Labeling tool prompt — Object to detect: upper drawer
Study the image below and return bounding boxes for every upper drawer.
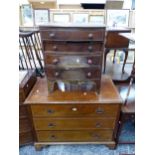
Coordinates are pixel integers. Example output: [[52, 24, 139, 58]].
[[40, 28, 105, 41], [31, 104, 119, 117], [43, 41, 103, 53], [44, 53, 102, 67]]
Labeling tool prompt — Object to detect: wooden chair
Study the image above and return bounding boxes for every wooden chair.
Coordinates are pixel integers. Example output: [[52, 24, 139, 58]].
[[103, 29, 131, 74]]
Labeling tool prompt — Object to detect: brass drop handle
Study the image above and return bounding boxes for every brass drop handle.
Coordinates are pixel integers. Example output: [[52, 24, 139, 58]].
[[96, 108, 104, 114], [48, 123, 55, 127], [88, 46, 93, 51], [87, 59, 93, 64], [95, 122, 102, 128], [52, 58, 59, 64], [72, 107, 77, 111], [91, 133, 101, 139], [47, 109, 54, 114], [49, 33, 55, 38], [88, 33, 93, 39], [87, 72, 92, 77], [53, 45, 57, 50], [54, 72, 59, 77], [50, 135, 56, 139]]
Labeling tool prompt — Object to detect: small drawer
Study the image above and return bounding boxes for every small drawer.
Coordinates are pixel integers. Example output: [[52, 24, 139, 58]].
[[33, 117, 116, 131], [44, 53, 102, 67], [40, 28, 105, 41], [43, 41, 103, 52], [19, 118, 32, 133], [19, 131, 33, 146], [36, 130, 113, 142], [31, 104, 119, 117], [45, 67, 101, 80]]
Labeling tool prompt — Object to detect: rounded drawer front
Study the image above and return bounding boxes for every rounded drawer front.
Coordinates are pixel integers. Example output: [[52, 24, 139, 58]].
[[40, 29, 105, 41], [36, 130, 113, 142], [31, 104, 119, 117], [45, 67, 101, 80], [33, 118, 116, 130], [44, 42, 103, 52], [44, 54, 102, 67]]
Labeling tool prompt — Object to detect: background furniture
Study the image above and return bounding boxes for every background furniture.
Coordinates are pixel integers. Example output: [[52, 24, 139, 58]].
[[39, 23, 105, 93], [19, 70, 37, 145], [25, 75, 122, 150], [104, 27, 131, 74]]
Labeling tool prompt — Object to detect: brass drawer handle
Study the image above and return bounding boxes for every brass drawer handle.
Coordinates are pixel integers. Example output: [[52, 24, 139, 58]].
[[72, 107, 77, 111], [88, 46, 93, 51], [87, 59, 93, 64], [53, 45, 57, 50], [50, 135, 56, 139], [96, 108, 104, 114], [47, 109, 54, 114], [91, 133, 101, 139], [52, 58, 59, 64], [48, 123, 55, 127], [95, 122, 102, 128], [88, 33, 93, 39], [49, 33, 55, 38]]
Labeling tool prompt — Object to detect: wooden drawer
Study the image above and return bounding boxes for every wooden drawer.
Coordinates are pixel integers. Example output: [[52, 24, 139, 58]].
[[40, 28, 105, 41], [45, 67, 101, 80], [33, 117, 116, 130], [19, 118, 32, 133], [44, 53, 102, 67], [19, 105, 28, 118], [43, 41, 103, 52], [36, 130, 113, 142], [19, 131, 33, 145], [31, 104, 119, 117]]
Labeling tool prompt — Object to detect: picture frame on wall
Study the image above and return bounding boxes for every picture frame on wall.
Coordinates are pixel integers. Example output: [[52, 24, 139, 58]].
[[106, 9, 129, 27], [89, 15, 104, 24], [34, 9, 49, 26], [73, 13, 89, 23], [53, 13, 70, 23]]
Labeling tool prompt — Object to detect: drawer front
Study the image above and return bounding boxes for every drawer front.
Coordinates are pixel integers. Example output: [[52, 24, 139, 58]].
[[40, 29, 105, 41], [43, 41, 103, 52], [31, 104, 119, 117], [19, 118, 32, 133], [45, 67, 101, 80], [33, 118, 116, 130], [36, 130, 113, 142], [19, 105, 28, 118], [44, 53, 102, 67], [19, 131, 33, 145]]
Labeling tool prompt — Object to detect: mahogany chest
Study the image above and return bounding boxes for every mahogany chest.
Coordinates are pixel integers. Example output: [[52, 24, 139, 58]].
[[25, 75, 122, 150], [39, 23, 105, 93], [19, 70, 37, 145]]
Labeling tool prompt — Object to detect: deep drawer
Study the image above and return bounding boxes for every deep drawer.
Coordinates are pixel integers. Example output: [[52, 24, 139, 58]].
[[40, 28, 105, 41], [31, 104, 119, 117], [45, 67, 101, 80], [33, 117, 116, 130], [44, 53, 102, 67], [43, 41, 103, 52], [36, 130, 113, 142]]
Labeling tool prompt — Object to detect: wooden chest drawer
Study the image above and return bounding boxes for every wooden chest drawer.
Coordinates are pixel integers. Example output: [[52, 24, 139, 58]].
[[44, 53, 102, 67], [40, 28, 105, 41], [19, 118, 32, 133], [19, 131, 33, 145], [43, 41, 103, 52], [33, 117, 116, 130], [31, 104, 119, 117], [45, 67, 101, 80], [36, 130, 113, 142]]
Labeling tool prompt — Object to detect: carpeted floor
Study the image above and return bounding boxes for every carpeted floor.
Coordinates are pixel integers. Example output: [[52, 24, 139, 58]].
[[20, 121, 135, 155]]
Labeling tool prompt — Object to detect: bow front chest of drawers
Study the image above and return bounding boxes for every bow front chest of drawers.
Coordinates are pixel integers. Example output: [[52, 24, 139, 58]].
[[25, 75, 122, 150], [39, 24, 105, 93]]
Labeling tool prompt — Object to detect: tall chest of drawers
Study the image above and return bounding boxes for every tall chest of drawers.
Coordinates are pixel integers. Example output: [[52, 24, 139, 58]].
[[39, 24, 105, 93], [25, 76, 122, 150]]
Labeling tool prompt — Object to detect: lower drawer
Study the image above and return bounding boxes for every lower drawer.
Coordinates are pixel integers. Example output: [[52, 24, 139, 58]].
[[36, 130, 113, 142], [19, 131, 33, 145], [33, 117, 116, 130]]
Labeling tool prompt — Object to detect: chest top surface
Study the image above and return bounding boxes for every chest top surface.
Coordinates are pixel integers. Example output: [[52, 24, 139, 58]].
[[25, 75, 122, 104]]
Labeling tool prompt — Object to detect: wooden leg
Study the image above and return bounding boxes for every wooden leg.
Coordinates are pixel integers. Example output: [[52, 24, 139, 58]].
[[105, 143, 116, 150], [34, 144, 43, 151], [103, 49, 110, 73], [122, 50, 128, 74], [113, 49, 117, 63]]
